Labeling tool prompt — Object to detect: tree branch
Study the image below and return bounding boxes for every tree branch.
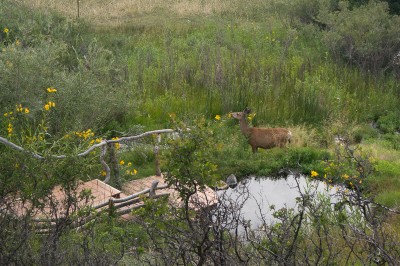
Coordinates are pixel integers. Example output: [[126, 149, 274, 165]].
[[0, 129, 174, 160]]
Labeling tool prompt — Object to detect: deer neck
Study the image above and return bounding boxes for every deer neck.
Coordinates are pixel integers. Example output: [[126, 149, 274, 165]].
[[239, 118, 251, 137]]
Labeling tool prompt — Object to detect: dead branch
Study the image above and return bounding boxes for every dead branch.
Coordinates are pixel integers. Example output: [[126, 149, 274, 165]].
[[0, 129, 174, 160]]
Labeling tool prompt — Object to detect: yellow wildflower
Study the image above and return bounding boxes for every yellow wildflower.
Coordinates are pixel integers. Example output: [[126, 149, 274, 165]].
[[133, 169, 138, 175], [46, 87, 57, 93], [310, 170, 319, 178], [4, 113, 8, 117], [247, 113, 256, 121], [15, 39, 20, 46], [215, 114, 221, 121], [24, 108, 29, 114], [7, 123, 13, 135], [342, 174, 349, 179], [127, 162, 132, 167], [44, 101, 55, 111], [112, 137, 120, 149], [101, 171, 107, 176], [169, 113, 176, 120], [16, 104, 23, 112], [119, 160, 125, 165], [3, 28, 9, 34]]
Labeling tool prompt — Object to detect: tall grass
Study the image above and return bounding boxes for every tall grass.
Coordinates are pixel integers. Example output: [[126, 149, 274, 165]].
[[125, 23, 399, 127], [13, 0, 400, 129]]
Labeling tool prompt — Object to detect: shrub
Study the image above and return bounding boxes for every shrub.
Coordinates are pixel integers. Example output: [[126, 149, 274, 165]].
[[377, 111, 400, 134], [323, 1, 400, 73]]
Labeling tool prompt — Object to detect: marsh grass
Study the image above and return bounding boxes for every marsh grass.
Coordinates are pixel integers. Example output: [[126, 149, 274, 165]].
[[14, 0, 400, 129], [126, 25, 398, 127]]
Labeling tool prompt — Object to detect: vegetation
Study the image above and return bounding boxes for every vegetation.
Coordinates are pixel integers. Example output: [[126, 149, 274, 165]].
[[1, 0, 400, 264]]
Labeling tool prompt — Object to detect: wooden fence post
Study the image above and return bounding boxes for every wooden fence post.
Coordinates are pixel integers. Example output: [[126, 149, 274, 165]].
[[154, 134, 161, 176], [149, 180, 159, 198]]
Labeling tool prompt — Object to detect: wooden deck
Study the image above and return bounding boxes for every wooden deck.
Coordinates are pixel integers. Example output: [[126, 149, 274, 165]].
[[7, 176, 218, 227], [123, 175, 218, 210]]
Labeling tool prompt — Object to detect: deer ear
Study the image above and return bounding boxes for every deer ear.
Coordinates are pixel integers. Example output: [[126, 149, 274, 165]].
[[244, 107, 251, 114]]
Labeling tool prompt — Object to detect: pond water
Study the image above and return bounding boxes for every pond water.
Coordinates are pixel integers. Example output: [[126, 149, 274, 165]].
[[217, 175, 338, 229]]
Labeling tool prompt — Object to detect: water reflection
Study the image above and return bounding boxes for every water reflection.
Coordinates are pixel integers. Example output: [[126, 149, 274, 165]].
[[217, 175, 337, 229]]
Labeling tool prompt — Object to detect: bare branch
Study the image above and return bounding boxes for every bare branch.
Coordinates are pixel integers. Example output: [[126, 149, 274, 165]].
[[100, 145, 110, 184], [0, 136, 45, 159], [0, 129, 174, 160]]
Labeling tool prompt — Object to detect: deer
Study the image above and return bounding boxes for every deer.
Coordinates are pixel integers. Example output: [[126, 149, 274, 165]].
[[231, 108, 292, 153]]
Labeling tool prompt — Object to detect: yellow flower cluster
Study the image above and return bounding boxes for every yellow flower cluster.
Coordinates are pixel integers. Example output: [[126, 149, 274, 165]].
[[310, 170, 319, 178], [7, 123, 12, 136], [119, 160, 137, 175], [247, 113, 256, 121], [15, 104, 29, 114], [89, 138, 102, 145], [112, 137, 120, 149], [125, 168, 138, 176], [44, 101, 55, 111], [46, 87, 57, 93], [75, 129, 95, 140], [3, 111, 13, 117]]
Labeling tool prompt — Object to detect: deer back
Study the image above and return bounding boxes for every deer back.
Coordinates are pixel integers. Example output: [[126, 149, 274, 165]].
[[248, 127, 291, 149]]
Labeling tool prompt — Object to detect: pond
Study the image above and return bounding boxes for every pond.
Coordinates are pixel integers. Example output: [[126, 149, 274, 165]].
[[217, 174, 338, 230]]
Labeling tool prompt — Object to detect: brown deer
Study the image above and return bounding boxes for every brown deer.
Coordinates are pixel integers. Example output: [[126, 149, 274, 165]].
[[231, 108, 292, 153]]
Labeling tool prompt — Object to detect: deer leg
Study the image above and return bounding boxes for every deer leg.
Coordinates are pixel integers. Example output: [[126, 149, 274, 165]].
[[251, 145, 258, 153]]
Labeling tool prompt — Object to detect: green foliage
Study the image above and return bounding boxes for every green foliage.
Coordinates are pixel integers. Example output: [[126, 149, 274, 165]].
[[377, 110, 400, 134], [287, 0, 339, 26], [164, 117, 220, 198], [352, 124, 379, 143], [384, 0, 400, 14], [323, 1, 400, 73], [0, 2, 130, 135]]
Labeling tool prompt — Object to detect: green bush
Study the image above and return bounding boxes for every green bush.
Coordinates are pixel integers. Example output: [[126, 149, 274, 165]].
[[323, 1, 400, 73], [377, 111, 400, 134], [0, 3, 131, 135], [352, 124, 379, 143]]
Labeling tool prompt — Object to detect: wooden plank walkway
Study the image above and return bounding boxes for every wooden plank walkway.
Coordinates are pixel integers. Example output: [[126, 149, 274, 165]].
[[122, 175, 218, 211]]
